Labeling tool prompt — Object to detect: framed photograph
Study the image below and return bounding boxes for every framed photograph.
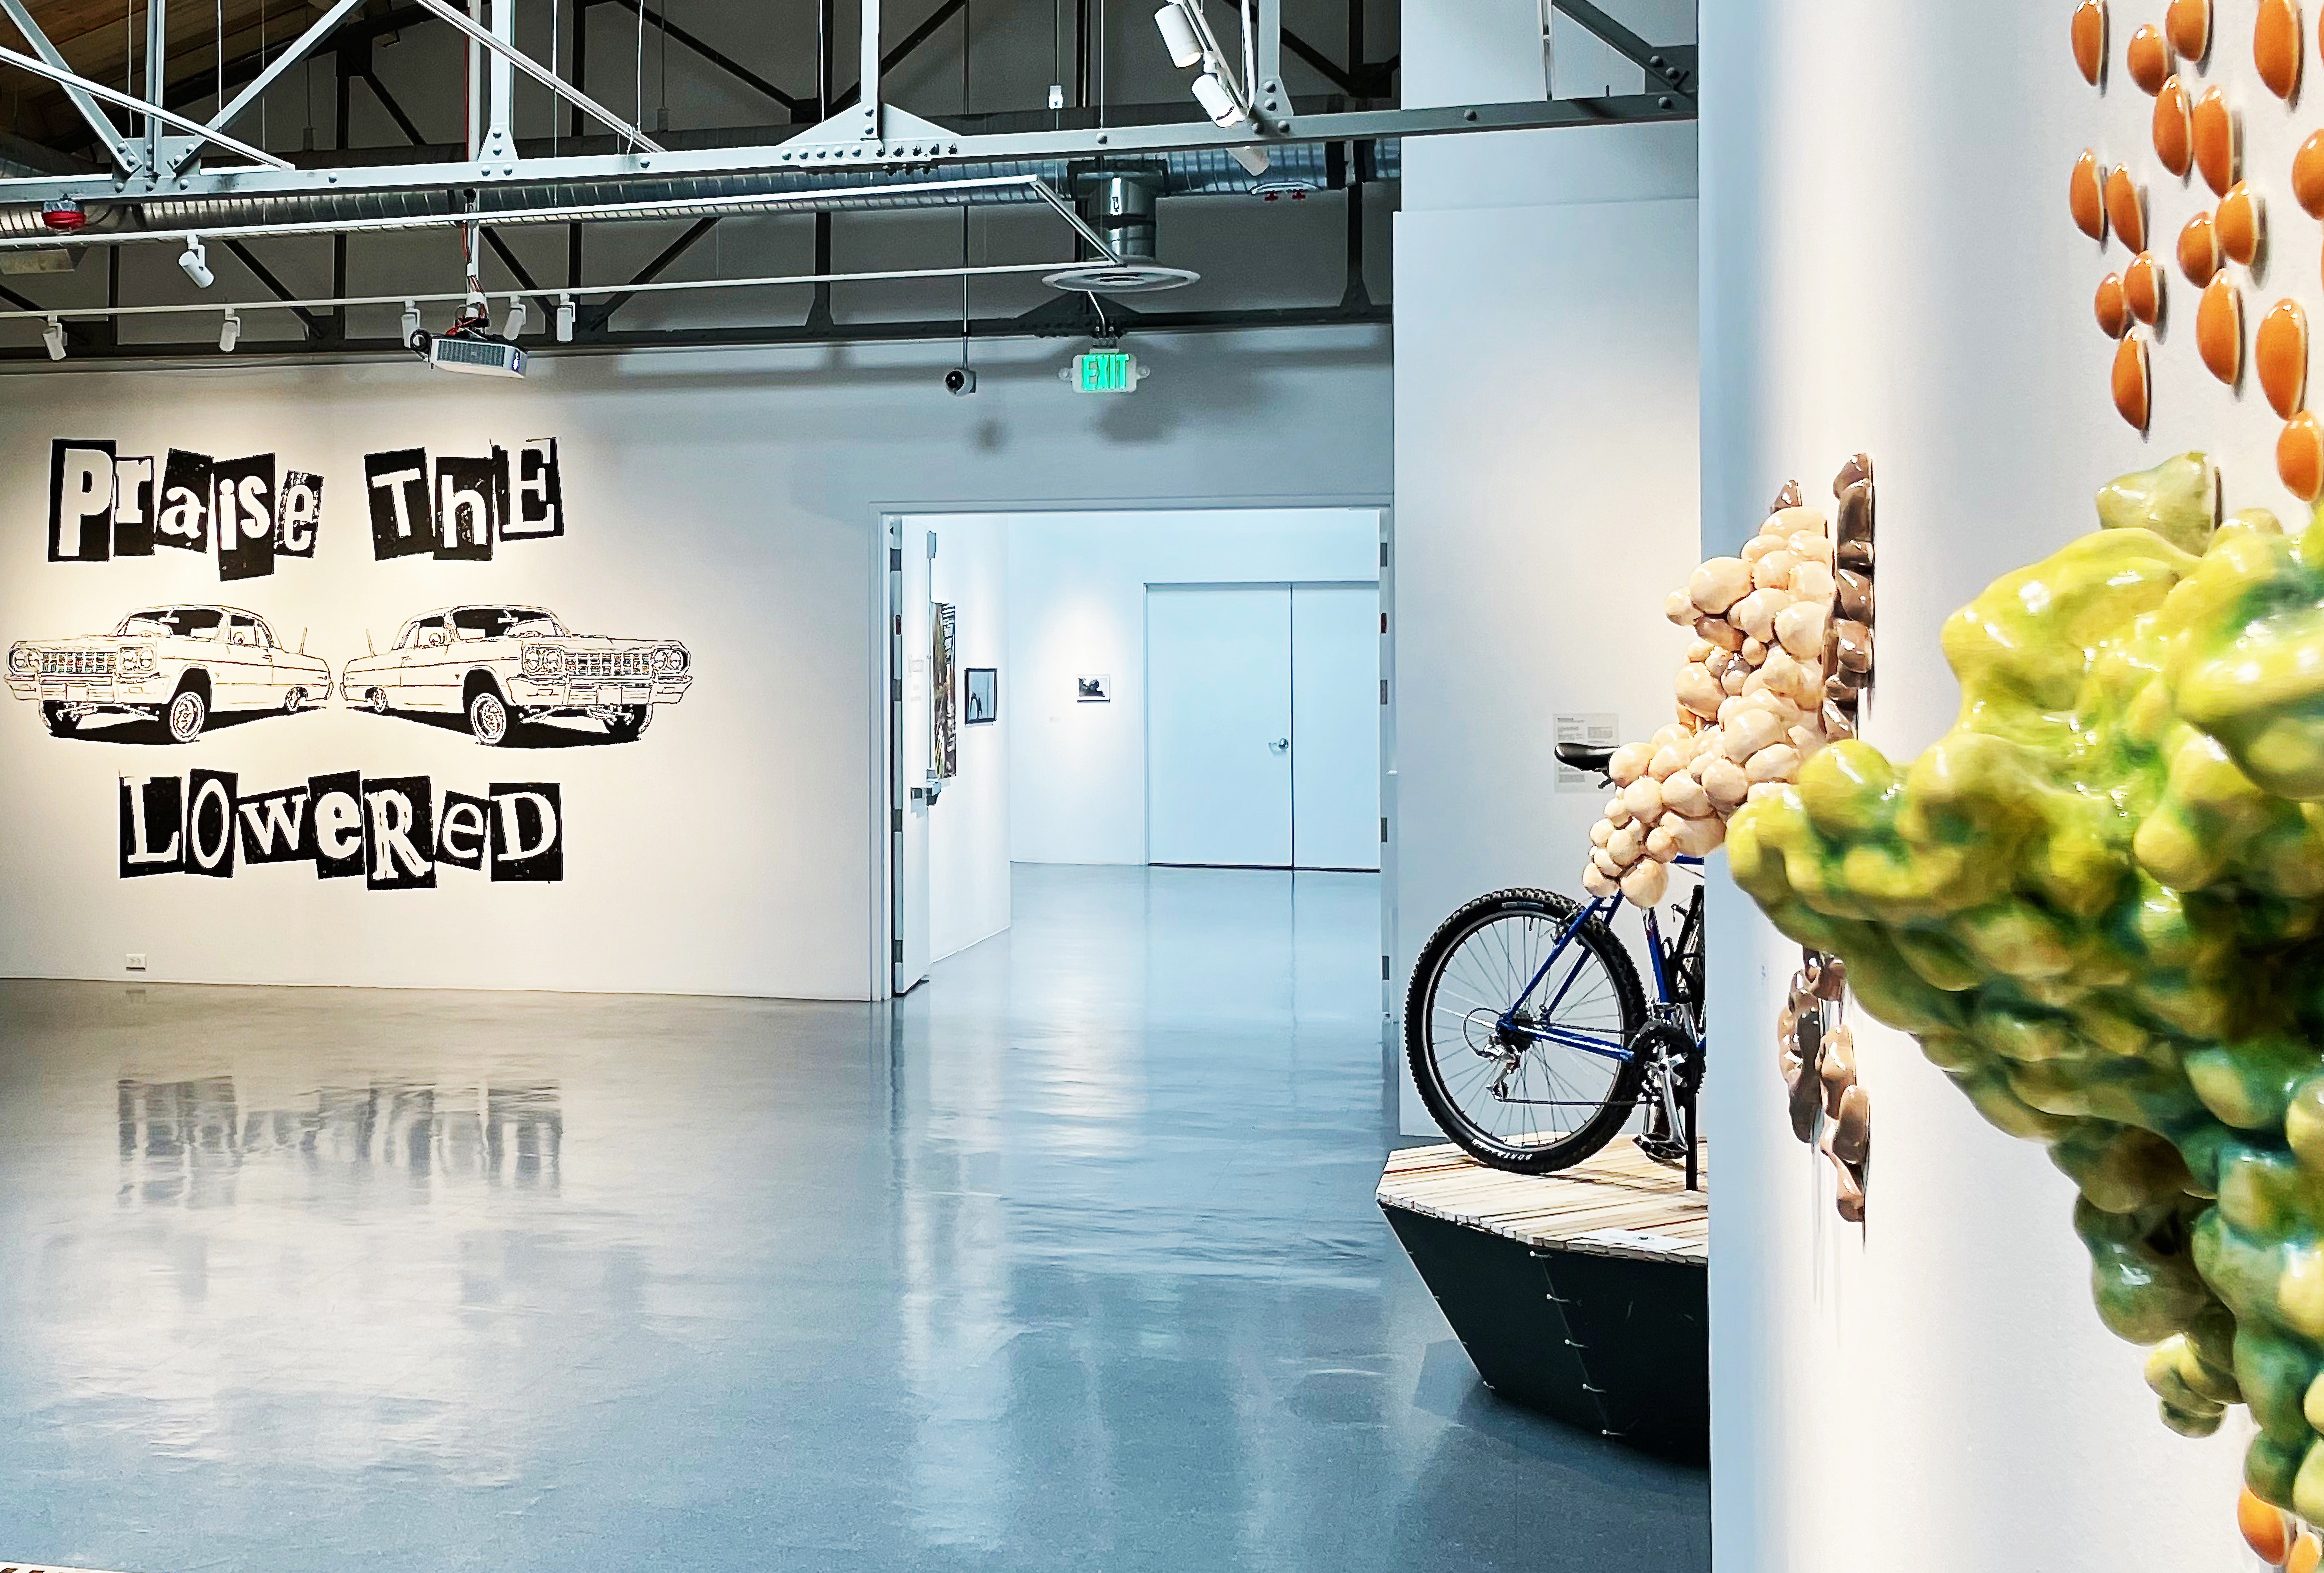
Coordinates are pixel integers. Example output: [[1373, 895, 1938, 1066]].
[[1076, 674, 1111, 703], [931, 603, 959, 780], [965, 667, 998, 725]]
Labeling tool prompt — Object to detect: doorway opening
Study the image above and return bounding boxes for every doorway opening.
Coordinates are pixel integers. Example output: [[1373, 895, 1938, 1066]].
[[883, 506, 1389, 998]]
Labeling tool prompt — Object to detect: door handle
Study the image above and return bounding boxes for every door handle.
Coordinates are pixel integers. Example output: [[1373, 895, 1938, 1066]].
[[1269, 738, 1289, 754]]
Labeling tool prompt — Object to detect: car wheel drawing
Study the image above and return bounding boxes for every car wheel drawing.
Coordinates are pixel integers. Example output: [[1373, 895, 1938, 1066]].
[[41, 701, 79, 737], [467, 683, 515, 747], [165, 682, 210, 744]]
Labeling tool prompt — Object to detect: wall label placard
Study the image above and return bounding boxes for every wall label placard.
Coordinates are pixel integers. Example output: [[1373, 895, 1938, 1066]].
[[46, 436, 566, 580], [119, 772, 564, 886]]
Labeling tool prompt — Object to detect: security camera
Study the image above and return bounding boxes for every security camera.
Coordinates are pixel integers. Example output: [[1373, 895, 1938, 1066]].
[[944, 367, 978, 397]]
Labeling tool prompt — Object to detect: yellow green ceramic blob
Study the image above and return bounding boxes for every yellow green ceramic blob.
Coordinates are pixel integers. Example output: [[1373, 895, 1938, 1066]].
[[1726, 452, 2324, 1511]]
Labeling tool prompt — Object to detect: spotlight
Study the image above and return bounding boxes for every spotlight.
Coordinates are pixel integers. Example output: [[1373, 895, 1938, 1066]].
[[400, 300, 422, 350], [1191, 71, 1248, 128], [1153, 1, 1204, 69], [178, 236, 213, 290], [42, 316, 65, 360], [218, 309, 241, 353], [504, 297, 528, 340], [555, 294, 576, 343]]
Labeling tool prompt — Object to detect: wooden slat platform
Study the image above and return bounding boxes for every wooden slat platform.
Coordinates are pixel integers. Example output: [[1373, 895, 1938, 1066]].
[[1377, 1141, 1707, 1265]]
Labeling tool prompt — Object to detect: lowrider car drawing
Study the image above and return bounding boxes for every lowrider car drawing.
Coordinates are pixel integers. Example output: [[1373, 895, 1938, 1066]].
[[341, 603, 693, 746], [6, 604, 330, 743]]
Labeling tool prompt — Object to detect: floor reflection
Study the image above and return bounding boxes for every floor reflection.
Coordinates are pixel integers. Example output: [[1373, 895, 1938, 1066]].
[[0, 866, 1707, 1573], [118, 1077, 565, 1205]]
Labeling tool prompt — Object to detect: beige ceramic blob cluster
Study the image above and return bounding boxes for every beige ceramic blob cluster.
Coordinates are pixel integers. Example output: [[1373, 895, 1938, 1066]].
[[1581, 461, 1876, 909], [1778, 951, 1871, 1222]]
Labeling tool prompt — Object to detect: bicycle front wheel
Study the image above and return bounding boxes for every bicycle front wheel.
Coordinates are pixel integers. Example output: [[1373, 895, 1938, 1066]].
[[1403, 888, 1647, 1173]]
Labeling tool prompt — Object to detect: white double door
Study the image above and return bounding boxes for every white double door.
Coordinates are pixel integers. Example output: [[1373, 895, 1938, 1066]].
[[1146, 582, 1380, 872]]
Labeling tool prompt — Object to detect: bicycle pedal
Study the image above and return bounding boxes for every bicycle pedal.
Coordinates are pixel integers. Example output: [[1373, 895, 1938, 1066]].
[[1633, 1133, 1690, 1167]]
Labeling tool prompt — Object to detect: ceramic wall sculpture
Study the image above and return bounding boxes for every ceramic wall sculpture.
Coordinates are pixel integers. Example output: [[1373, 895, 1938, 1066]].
[[1727, 452, 2324, 1515], [1778, 950, 1871, 1221], [1581, 459, 1876, 911]]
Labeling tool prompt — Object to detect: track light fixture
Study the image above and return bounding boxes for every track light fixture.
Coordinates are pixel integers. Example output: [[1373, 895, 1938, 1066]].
[[42, 316, 65, 360], [178, 236, 213, 290], [1151, 0, 1262, 139], [218, 309, 241, 353], [504, 297, 528, 340], [400, 300, 422, 350], [555, 294, 576, 344], [1153, 1, 1204, 68]]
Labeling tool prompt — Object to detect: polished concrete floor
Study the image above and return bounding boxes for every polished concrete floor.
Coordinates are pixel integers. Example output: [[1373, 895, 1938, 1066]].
[[0, 865, 1708, 1572]]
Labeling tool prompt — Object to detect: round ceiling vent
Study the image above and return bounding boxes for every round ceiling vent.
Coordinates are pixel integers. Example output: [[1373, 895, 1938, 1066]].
[[1043, 261, 1201, 294]]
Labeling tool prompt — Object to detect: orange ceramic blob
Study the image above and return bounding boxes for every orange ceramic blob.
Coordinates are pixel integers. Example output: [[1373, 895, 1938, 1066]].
[[2197, 274, 2243, 380], [2194, 87, 2238, 194], [2170, 0, 2213, 59], [2179, 211, 2222, 282], [2072, 150, 2110, 241], [2299, 131, 2324, 216], [2106, 166, 2148, 253], [2239, 1486, 2293, 1564], [2219, 180, 2264, 265], [2114, 331, 2152, 430], [2073, 0, 2109, 84], [2292, 1532, 2323, 1573], [2258, 0, 2305, 100], [2154, 77, 2195, 175], [2125, 251, 2166, 324], [2284, 413, 2324, 501], [2259, 298, 2311, 417], [2097, 273, 2132, 337], [2130, 22, 2176, 92]]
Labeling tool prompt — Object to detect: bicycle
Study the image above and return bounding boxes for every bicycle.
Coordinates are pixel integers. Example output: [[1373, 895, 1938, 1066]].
[[1402, 741, 1707, 1185]]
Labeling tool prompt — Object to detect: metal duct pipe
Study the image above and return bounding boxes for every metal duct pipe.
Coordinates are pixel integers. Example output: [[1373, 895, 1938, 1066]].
[[0, 140, 1391, 240], [1085, 174, 1160, 263]]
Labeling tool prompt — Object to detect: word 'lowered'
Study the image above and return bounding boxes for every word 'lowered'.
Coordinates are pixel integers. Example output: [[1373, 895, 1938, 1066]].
[[46, 437, 566, 581], [119, 772, 564, 888]]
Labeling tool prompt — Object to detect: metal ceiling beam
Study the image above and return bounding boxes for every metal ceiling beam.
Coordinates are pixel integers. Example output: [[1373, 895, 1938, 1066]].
[[0, 42, 292, 168], [0, 93, 1687, 207], [168, 0, 369, 174], [408, 0, 667, 154], [1550, 0, 1694, 103], [222, 239, 327, 335], [0, 296, 1388, 366], [0, 0, 136, 172], [620, 0, 811, 116]]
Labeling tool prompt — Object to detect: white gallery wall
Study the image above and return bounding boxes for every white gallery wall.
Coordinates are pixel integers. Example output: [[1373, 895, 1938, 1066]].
[[926, 513, 1010, 964], [1003, 508, 1382, 867], [1392, 0, 1700, 1132], [1699, 1, 2253, 1568], [0, 328, 1391, 1000]]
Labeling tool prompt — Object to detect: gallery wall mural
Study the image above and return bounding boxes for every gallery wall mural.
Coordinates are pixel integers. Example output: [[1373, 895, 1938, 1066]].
[[11, 432, 698, 892]]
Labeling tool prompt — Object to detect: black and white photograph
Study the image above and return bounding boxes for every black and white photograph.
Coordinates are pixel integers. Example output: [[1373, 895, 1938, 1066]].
[[1076, 673, 1110, 703], [964, 666, 997, 725]]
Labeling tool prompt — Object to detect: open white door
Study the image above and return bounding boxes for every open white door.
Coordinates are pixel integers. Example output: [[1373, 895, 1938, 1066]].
[[1147, 584, 1295, 867], [892, 521, 934, 994], [1291, 583, 1384, 871]]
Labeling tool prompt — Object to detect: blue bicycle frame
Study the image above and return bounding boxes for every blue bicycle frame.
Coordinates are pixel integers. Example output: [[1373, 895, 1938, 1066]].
[[1493, 856, 1705, 1061]]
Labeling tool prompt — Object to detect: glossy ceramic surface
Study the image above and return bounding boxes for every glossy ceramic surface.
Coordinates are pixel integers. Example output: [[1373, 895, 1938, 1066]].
[[2113, 330, 2153, 428], [2220, 180, 2265, 265], [2258, 0, 2304, 98], [2131, 20, 2177, 92], [2075, 0, 2110, 84], [2178, 210, 2222, 284], [2108, 165, 2150, 253], [2074, 149, 2111, 241], [2168, 0, 2212, 61], [1729, 457, 2324, 1518], [2197, 271, 2244, 380], [0, 866, 1709, 1573], [2155, 76, 2195, 175], [2099, 270, 2133, 338], [2125, 250, 2167, 324], [2194, 86, 2239, 194], [2259, 296, 2311, 416]]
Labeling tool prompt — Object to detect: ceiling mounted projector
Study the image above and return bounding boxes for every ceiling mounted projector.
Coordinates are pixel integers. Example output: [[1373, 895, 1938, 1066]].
[[424, 332, 528, 378]]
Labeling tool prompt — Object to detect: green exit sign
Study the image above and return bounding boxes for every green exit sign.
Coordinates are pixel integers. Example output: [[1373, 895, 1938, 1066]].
[[1073, 349, 1141, 394]]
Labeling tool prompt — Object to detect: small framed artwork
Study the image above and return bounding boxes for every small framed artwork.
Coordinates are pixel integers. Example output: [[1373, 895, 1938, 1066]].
[[1076, 674, 1111, 703], [965, 667, 998, 724]]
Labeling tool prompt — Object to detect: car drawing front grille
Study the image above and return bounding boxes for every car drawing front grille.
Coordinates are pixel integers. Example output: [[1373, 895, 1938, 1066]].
[[40, 650, 113, 676], [567, 651, 650, 679]]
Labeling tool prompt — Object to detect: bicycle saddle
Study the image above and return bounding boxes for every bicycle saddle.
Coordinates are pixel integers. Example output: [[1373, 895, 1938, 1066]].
[[1555, 741, 1617, 776]]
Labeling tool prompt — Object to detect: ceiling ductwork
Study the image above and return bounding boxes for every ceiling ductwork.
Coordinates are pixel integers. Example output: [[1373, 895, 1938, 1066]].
[[0, 141, 1396, 243]]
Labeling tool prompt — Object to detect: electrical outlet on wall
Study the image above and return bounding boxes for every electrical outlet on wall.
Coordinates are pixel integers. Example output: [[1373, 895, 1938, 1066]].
[[125, 953, 147, 972]]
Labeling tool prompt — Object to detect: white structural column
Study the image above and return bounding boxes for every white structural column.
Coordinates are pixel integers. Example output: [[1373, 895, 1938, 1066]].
[[1699, 2, 2253, 1569]]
